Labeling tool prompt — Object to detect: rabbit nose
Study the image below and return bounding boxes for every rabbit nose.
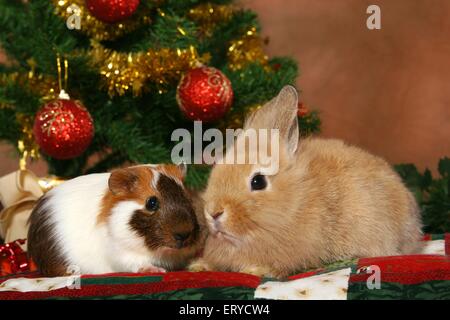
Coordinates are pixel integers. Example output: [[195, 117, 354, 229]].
[[212, 211, 224, 220]]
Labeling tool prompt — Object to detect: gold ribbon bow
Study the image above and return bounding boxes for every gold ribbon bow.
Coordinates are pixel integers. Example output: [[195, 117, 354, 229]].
[[0, 170, 64, 250]]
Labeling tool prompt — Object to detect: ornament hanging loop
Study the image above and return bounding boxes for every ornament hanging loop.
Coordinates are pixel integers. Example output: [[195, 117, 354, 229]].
[[56, 53, 70, 100]]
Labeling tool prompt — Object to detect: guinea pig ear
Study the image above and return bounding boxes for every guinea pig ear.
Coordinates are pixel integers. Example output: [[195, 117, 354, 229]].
[[108, 168, 139, 196], [244, 85, 299, 154]]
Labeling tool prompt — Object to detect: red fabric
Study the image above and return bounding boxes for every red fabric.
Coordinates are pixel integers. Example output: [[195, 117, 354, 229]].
[[163, 271, 260, 289], [0, 271, 261, 300], [81, 271, 165, 279], [350, 254, 450, 285]]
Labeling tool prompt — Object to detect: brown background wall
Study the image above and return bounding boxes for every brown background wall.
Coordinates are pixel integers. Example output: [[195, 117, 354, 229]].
[[1, 0, 449, 176]]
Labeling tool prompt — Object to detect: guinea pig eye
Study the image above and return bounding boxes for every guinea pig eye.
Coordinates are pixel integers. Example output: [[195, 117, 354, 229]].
[[250, 174, 267, 191], [145, 196, 159, 211]]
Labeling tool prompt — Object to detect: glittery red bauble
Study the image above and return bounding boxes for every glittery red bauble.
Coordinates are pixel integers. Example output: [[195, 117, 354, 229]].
[[177, 66, 233, 122], [33, 99, 94, 160], [86, 0, 140, 23], [0, 239, 36, 276]]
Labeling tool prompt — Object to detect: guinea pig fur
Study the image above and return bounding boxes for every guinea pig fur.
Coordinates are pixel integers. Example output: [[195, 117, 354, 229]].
[[28, 164, 206, 276]]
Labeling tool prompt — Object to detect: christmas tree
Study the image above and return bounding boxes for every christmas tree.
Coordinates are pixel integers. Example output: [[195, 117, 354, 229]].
[[0, 0, 320, 189]]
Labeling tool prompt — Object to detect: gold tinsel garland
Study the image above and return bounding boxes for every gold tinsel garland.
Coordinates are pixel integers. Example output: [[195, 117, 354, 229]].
[[188, 5, 268, 70], [187, 3, 234, 36], [51, 1, 268, 97], [87, 29, 268, 97], [89, 41, 210, 97], [16, 113, 40, 168], [52, 0, 153, 41], [2, 3, 269, 104], [227, 27, 269, 71], [84, 3, 235, 97], [0, 72, 58, 109]]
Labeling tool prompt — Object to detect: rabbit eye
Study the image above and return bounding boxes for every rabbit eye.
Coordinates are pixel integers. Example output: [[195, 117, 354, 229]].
[[251, 174, 267, 191], [145, 196, 159, 211]]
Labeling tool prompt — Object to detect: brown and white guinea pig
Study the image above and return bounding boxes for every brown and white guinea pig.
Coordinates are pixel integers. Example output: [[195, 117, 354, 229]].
[[189, 85, 423, 278], [28, 164, 206, 277]]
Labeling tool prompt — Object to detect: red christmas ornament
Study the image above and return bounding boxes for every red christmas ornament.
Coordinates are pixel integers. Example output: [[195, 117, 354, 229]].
[[86, 0, 140, 23], [177, 66, 233, 122], [33, 98, 94, 160], [0, 239, 36, 276]]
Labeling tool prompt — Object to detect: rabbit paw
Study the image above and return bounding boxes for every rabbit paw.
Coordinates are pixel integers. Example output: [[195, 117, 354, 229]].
[[241, 266, 275, 278], [188, 259, 212, 272]]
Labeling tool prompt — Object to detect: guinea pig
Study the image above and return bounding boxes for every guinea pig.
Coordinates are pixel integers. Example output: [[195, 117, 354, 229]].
[[189, 85, 423, 278], [28, 164, 206, 277]]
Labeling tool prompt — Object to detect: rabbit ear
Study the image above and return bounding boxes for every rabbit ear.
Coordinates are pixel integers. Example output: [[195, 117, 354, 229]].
[[244, 85, 299, 154]]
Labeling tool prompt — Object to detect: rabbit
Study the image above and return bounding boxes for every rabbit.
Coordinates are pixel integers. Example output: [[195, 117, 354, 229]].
[[28, 164, 206, 277], [188, 85, 423, 278]]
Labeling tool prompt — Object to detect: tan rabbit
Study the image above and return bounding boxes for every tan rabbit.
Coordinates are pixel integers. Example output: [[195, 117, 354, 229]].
[[189, 85, 423, 278]]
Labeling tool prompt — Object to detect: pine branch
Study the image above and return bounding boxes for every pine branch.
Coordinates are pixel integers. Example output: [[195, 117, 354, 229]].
[[395, 158, 450, 233]]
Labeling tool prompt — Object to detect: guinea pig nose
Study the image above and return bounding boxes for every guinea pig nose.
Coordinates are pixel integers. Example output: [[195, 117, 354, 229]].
[[173, 232, 191, 242], [212, 211, 224, 220]]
